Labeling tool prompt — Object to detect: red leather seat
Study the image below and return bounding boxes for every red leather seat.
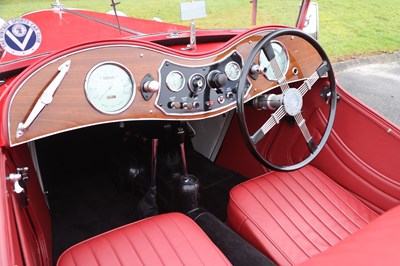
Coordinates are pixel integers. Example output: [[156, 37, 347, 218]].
[[227, 165, 379, 265], [298, 204, 400, 266], [57, 212, 231, 266]]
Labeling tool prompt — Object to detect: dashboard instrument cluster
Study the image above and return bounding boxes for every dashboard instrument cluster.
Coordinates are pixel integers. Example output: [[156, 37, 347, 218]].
[[156, 51, 249, 115]]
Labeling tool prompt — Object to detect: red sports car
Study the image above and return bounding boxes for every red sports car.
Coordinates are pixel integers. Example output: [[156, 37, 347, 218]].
[[0, 1, 399, 265]]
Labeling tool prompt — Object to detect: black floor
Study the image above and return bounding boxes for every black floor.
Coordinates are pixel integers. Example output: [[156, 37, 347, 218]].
[[50, 170, 139, 262], [36, 122, 247, 264]]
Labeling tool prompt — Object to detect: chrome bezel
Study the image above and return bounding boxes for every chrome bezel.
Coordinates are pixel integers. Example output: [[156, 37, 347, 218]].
[[166, 71, 185, 92], [224, 61, 241, 81], [84, 61, 135, 115]]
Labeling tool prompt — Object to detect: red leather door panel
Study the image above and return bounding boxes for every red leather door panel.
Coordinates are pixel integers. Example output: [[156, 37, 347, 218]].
[[6, 145, 52, 266], [0, 149, 24, 266], [311, 86, 400, 212]]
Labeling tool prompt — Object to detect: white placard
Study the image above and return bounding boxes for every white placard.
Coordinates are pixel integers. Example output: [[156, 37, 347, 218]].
[[180, 1, 207, 21]]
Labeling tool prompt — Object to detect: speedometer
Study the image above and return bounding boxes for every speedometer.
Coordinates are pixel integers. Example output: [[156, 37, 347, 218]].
[[85, 62, 135, 114], [259, 41, 289, 81]]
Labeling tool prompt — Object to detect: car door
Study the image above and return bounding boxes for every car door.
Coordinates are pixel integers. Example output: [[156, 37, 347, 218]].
[[0, 148, 24, 265], [1, 145, 51, 266]]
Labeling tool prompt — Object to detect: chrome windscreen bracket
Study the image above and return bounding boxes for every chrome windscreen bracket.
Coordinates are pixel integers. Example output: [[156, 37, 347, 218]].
[[16, 60, 71, 138], [51, 0, 65, 9]]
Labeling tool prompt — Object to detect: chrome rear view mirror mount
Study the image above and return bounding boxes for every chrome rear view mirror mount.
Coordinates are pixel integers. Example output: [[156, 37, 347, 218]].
[[303, 2, 319, 40], [180, 1, 207, 50]]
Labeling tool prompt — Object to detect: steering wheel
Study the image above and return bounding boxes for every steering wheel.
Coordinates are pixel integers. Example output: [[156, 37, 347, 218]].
[[237, 28, 337, 171]]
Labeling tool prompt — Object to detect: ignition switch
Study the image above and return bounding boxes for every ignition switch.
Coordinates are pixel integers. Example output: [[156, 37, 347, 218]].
[[189, 73, 206, 97]]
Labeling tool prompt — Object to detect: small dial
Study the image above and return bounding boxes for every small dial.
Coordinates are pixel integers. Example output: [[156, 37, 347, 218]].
[[166, 71, 185, 92], [225, 61, 241, 81], [259, 41, 289, 81], [85, 62, 135, 114]]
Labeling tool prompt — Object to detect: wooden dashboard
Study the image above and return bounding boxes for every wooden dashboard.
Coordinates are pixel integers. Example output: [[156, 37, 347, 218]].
[[7, 28, 322, 146]]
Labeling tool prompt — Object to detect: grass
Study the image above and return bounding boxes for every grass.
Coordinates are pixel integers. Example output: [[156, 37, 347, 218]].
[[0, 0, 399, 61], [317, 0, 400, 61]]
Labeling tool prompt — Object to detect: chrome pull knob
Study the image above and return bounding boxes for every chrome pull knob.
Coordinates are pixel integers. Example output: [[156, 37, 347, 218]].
[[144, 80, 160, 93]]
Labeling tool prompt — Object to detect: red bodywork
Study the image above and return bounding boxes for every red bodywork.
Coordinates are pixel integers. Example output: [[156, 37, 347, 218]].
[[0, 1, 399, 265]]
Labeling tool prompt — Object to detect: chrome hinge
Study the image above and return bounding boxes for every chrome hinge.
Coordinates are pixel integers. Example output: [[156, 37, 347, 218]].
[[17, 167, 30, 183], [6, 167, 29, 206]]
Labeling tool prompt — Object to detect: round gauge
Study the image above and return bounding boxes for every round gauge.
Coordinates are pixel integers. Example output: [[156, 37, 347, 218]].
[[225, 61, 241, 81], [85, 62, 135, 114], [259, 41, 289, 81], [166, 71, 185, 92]]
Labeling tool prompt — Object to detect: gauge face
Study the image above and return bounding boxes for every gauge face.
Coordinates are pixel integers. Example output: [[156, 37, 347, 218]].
[[259, 41, 289, 81], [85, 62, 135, 114], [166, 71, 185, 92], [225, 61, 241, 81]]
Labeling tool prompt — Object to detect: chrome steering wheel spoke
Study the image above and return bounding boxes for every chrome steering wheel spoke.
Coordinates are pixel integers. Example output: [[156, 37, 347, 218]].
[[251, 105, 286, 144], [298, 61, 329, 97], [262, 43, 290, 93], [294, 113, 318, 153]]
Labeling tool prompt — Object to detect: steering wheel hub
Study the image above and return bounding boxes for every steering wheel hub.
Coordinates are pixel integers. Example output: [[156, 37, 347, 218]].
[[283, 88, 303, 116]]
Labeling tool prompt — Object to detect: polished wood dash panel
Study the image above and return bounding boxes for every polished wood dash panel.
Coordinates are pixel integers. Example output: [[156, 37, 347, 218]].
[[8, 30, 322, 146]]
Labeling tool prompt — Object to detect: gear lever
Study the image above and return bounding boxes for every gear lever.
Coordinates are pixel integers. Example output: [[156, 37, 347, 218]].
[[176, 127, 200, 212], [134, 138, 159, 219], [177, 127, 188, 176]]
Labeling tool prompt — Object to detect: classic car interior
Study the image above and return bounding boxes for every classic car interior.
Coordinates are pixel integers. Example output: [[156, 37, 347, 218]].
[[1, 1, 400, 266]]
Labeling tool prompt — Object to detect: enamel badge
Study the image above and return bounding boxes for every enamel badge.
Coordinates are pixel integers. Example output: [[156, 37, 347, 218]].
[[0, 18, 42, 56]]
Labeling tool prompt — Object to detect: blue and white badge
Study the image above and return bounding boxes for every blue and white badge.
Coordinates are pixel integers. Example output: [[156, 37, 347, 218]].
[[0, 18, 42, 56]]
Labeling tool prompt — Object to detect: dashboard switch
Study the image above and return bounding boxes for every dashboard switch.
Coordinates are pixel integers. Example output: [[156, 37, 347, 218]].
[[207, 70, 228, 89], [168, 101, 182, 109], [217, 95, 225, 104], [205, 100, 214, 107], [189, 74, 206, 96]]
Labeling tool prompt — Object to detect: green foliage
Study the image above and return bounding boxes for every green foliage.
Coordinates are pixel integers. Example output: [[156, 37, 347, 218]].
[[0, 0, 398, 60]]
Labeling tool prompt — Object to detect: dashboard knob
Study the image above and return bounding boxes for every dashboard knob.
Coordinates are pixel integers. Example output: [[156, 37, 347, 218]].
[[217, 95, 225, 104], [144, 80, 160, 93], [226, 91, 234, 100], [168, 101, 182, 109], [208, 70, 228, 89]]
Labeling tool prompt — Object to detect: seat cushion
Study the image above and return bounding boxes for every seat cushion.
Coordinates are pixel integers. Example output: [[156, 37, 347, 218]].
[[299, 204, 400, 266], [227, 165, 378, 265], [57, 212, 231, 266]]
